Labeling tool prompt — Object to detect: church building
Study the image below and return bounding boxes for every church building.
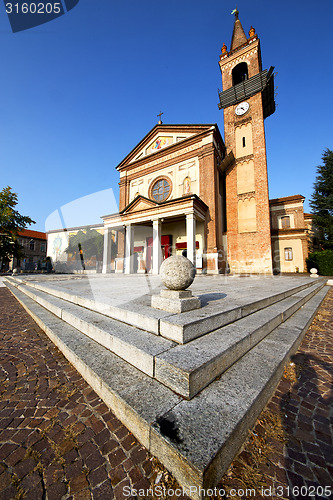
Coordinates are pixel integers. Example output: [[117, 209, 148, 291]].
[[101, 10, 303, 275]]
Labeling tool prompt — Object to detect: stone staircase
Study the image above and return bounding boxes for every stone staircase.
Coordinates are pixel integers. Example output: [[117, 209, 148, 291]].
[[4, 275, 329, 499]]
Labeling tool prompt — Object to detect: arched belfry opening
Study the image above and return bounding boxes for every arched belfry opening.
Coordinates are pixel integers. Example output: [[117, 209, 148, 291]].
[[232, 62, 248, 86]]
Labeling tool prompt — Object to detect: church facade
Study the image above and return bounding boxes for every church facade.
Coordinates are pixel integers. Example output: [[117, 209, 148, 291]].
[[98, 12, 309, 275], [102, 123, 227, 274]]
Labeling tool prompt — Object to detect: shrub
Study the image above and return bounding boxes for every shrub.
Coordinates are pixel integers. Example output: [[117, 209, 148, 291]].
[[306, 250, 333, 276]]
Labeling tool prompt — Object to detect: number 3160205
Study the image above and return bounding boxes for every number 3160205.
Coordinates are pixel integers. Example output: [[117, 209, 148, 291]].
[[6, 3, 62, 14]]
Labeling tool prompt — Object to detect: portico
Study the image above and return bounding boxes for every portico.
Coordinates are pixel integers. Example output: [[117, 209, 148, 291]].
[[102, 194, 207, 275]]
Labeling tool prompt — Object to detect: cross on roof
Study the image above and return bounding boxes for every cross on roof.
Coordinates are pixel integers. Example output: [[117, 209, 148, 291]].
[[157, 111, 164, 124]]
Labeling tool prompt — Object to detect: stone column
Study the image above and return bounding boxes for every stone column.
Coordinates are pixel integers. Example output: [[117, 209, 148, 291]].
[[115, 229, 125, 273], [124, 224, 134, 274], [102, 228, 112, 274], [152, 219, 162, 275], [186, 213, 196, 266]]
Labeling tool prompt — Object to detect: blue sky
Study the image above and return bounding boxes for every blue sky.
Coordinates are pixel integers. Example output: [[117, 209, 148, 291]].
[[1, 0, 332, 231]]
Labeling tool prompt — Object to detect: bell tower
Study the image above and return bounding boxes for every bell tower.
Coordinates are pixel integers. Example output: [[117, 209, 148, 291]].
[[218, 10, 275, 274]]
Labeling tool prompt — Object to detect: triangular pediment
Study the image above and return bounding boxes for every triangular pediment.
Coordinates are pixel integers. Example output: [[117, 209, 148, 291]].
[[121, 195, 158, 214], [131, 131, 188, 163], [116, 124, 218, 171]]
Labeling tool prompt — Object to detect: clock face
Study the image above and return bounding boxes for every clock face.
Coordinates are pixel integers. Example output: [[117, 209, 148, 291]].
[[235, 102, 250, 116]]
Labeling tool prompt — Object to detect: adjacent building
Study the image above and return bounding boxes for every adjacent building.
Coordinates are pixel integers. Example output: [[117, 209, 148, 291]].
[[12, 229, 47, 271], [47, 223, 105, 272], [269, 195, 310, 273]]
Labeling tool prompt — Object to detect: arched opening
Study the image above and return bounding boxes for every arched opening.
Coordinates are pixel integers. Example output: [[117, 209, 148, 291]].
[[232, 62, 248, 86]]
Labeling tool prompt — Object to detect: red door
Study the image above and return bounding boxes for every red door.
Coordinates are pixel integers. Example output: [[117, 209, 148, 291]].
[[146, 235, 172, 272], [161, 235, 172, 260]]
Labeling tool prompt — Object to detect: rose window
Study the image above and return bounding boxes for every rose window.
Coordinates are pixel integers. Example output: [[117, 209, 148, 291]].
[[151, 178, 171, 202]]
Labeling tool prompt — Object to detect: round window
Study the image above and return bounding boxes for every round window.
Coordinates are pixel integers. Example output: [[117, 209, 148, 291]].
[[151, 178, 171, 202]]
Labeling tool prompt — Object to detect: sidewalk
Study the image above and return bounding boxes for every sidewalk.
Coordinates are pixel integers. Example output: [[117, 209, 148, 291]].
[[0, 284, 332, 500]]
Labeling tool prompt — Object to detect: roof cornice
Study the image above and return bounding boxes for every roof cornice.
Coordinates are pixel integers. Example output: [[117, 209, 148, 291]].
[[116, 124, 224, 171]]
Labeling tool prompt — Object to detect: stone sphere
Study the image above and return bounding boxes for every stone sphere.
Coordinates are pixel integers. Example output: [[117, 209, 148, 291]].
[[310, 268, 318, 274], [160, 255, 196, 290]]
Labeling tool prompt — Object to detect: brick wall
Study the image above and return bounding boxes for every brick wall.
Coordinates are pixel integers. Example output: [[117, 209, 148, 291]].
[[220, 39, 272, 274]]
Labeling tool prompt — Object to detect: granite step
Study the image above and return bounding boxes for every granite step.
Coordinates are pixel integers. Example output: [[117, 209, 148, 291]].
[[5, 278, 329, 500], [5, 280, 175, 377], [151, 286, 330, 498], [5, 282, 182, 450], [158, 278, 326, 343], [6, 275, 326, 345], [154, 280, 325, 398], [6, 275, 170, 335], [6, 278, 325, 400]]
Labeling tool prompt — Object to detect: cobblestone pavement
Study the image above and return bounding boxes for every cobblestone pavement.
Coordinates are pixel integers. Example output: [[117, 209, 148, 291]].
[[219, 288, 333, 500], [0, 288, 163, 500], [0, 285, 332, 500]]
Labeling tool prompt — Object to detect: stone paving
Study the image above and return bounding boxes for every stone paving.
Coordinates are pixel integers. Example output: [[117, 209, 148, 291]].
[[0, 287, 159, 500], [219, 288, 333, 500], [0, 282, 332, 500]]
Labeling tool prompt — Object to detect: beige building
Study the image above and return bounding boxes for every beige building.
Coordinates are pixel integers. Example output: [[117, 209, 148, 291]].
[[269, 195, 309, 273]]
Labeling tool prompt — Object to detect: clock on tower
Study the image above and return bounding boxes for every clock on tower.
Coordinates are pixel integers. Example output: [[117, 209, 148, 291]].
[[218, 9, 276, 274]]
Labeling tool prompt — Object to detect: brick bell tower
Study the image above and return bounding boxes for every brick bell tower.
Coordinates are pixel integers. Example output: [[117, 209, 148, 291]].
[[218, 10, 275, 274]]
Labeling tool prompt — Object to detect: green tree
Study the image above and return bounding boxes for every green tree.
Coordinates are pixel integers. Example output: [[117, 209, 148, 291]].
[[309, 149, 333, 250], [0, 186, 35, 268]]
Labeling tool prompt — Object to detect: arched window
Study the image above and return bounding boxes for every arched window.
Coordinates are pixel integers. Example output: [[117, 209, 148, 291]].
[[232, 62, 248, 86], [149, 177, 172, 202]]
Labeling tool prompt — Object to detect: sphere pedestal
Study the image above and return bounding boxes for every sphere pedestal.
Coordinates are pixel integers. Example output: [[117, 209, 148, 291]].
[[151, 256, 201, 313]]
